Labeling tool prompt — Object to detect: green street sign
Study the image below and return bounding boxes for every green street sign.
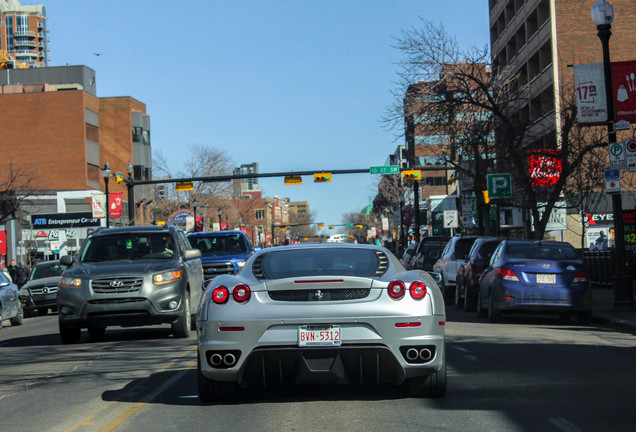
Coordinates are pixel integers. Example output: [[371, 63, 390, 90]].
[[369, 165, 399, 175], [487, 173, 512, 199]]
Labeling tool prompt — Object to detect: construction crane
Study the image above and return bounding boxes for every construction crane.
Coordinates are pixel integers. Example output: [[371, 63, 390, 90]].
[[0, 49, 28, 69]]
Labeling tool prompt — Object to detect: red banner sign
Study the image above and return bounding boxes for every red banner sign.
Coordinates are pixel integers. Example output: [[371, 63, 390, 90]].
[[611, 60, 636, 123], [109, 192, 123, 218], [0, 230, 6, 255]]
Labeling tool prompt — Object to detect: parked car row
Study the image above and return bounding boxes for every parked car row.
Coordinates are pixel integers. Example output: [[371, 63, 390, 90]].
[[400, 236, 592, 323]]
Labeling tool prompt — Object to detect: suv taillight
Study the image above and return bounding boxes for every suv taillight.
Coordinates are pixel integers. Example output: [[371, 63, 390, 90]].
[[573, 270, 589, 283]]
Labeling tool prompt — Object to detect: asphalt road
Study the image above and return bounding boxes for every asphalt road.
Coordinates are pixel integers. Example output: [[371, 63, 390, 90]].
[[1, 309, 635, 432]]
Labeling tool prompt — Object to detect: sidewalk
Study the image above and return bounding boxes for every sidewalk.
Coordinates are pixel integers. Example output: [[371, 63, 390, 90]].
[[591, 287, 636, 334]]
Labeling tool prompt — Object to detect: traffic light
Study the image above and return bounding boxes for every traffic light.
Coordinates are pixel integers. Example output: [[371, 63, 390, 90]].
[[284, 175, 302, 185], [328, 225, 335, 229], [115, 172, 124, 184], [313, 173, 332, 183], [402, 170, 421, 180], [355, 224, 363, 229]]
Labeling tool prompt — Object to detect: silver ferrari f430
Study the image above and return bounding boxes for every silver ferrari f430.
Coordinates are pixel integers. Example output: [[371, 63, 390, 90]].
[[196, 243, 446, 402]]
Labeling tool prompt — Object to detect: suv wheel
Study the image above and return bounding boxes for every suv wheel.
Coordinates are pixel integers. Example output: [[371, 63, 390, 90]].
[[59, 320, 81, 344], [171, 292, 191, 338]]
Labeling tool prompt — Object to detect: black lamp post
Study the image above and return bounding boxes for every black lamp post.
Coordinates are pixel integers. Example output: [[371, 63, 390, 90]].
[[591, 0, 634, 309], [218, 208, 223, 231], [193, 199, 198, 232], [101, 163, 112, 228], [126, 162, 135, 226]]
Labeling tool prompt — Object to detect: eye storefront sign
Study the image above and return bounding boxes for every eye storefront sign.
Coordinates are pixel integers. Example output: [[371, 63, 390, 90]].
[[528, 150, 562, 187]]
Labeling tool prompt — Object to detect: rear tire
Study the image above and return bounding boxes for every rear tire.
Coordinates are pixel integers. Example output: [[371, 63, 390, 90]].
[[464, 284, 477, 312], [10, 302, 24, 326], [171, 292, 191, 338], [59, 321, 81, 344], [198, 351, 239, 403], [488, 294, 501, 323], [577, 311, 592, 325], [88, 326, 106, 338], [454, 283, 464, 309], [406, 350, 447, 398], [477, 292, 487, 318]]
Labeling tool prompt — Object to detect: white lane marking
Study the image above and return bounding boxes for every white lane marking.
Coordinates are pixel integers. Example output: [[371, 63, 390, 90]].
[[550, 417, 582, 432]]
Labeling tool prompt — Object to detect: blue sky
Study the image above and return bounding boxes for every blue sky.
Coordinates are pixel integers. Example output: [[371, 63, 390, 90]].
[[41, 0, 489, 230]]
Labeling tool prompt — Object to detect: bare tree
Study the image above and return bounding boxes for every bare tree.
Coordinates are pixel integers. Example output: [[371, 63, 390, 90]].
[[0, 163, 35, 224], [151, 145, 234, 224], [385, 19, 611, 239]]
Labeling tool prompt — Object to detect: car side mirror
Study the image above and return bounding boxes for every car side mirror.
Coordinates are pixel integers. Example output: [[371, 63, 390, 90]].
[[184, 249, 202, 260], [60, 255, 74, 266]]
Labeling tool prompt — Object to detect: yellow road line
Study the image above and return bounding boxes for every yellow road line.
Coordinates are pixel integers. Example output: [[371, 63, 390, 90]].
[[64, 345, 197, 432]]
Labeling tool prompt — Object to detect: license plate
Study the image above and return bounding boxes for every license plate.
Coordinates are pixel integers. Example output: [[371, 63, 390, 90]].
[[537, 274, 556, 283], [298, 325, 341, 346]]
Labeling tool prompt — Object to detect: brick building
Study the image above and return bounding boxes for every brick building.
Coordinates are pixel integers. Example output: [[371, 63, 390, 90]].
[[0, 65, 151, 262]]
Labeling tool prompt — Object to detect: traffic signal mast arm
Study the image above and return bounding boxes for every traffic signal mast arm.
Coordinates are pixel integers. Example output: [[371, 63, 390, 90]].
[[132, 167, 450, 186]]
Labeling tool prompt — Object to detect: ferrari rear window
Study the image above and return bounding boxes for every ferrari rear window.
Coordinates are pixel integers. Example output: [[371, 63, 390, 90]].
[[258, 248, 380, 279]]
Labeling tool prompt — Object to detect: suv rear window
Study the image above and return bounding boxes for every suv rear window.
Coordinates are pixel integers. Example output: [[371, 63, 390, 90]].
[[189, 234, 247, 254], [80, 233, 176, 262], [455, 238, 477, 260]]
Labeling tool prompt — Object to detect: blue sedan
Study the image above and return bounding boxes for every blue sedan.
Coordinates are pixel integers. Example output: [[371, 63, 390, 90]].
[[477, 240, 591, 323]]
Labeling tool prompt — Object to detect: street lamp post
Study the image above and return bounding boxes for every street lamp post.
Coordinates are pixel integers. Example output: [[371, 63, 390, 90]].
[[126, 162, 135, 226], [591, 0, 634, 309], [218, 208, 223, 231], [193, 199, 198, 232], [101, 163, 112, 228]]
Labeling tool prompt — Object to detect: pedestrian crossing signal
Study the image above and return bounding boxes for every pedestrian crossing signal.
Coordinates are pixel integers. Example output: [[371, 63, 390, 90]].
[[313, 173, 332, 183], [402, 170, 421, 180]]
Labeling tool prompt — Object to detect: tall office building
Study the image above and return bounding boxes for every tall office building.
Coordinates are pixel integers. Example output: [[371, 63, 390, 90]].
[[233, 162, 260, 195], [488, 0, 636, 149], [0, 0, 48, 67]]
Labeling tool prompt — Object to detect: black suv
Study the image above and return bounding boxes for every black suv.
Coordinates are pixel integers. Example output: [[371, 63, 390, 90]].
[[20, 260, 69, 316], [57, 225, 203, 344]]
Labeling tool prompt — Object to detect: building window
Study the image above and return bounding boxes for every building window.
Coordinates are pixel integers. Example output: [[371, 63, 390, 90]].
[[255, 209, 266, 220], [424, 176, 446, 186], [415, 134, 448, 145]]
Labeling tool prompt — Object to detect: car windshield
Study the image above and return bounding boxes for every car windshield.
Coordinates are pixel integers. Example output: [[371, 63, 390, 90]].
[[29, 262, 68, 280], [260, 248, 380, 279], [80, 233, 175, 262], [507, 243, 578, 260], [189, 235, 246, 254]]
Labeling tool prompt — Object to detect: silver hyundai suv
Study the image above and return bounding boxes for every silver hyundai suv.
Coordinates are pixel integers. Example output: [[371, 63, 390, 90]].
[[57, 224, 203, 344]]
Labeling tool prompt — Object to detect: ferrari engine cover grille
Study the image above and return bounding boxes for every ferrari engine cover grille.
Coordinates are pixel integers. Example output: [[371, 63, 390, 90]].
[[268, 288, 371, 302]]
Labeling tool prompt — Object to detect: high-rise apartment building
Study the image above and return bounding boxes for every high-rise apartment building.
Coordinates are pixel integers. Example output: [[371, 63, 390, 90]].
[[489, 0, 636, 149], [0, 0, 48, 67], [233, 162, 259, 195]]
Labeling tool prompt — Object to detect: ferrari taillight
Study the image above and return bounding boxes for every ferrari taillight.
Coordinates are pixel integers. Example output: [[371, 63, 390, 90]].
[[409, 281, 427, 299], [232, 284, 251, 303], [212, 286, 229, 304], [388, 280, 406, 299]]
